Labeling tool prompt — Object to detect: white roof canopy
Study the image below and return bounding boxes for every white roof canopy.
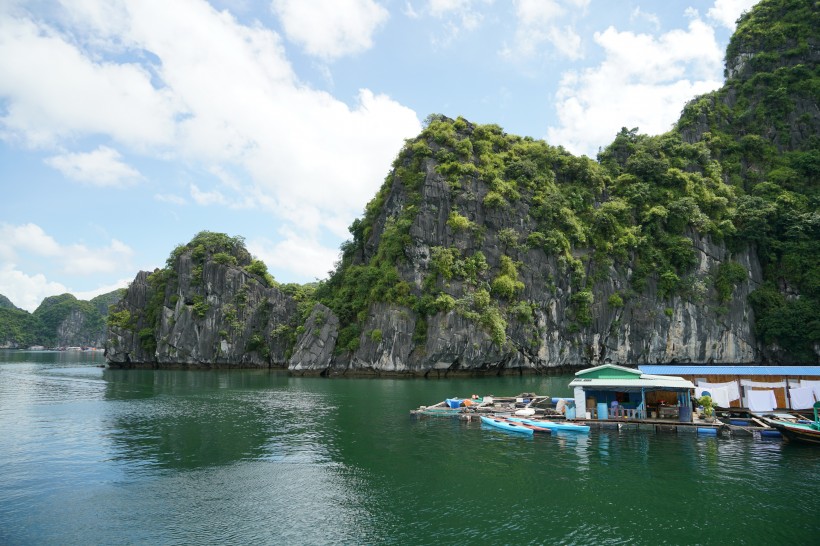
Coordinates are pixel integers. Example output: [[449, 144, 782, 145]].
[[569, 373, 694, 392]]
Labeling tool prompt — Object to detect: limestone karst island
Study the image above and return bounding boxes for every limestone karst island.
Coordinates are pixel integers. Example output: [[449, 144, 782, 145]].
[[95, 0, 818, 374], [0, 0, 815, 374], [2, 2, 819, 546]]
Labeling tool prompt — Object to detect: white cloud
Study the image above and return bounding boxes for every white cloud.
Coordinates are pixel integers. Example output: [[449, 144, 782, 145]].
[[0, 264, 68, 312], [154, 193, 187, 205], [419, 0, 486, 45], [72, 278, 131, 302], [61, 239, 134, 276], [0, 0, 421, 282], [546, 17, 724, 157], [428, 0, 471, 15], [503, 0, 584, 61], [0, 264, 130, 313], [0, 223, 134, 276], [631, 7, 660, 30], [707, 0, 760, 30], [271, 0, 389, 60], [45, 146, 141, 187], [190, 183, 230, 206], [0, 223, 62, 259], [0, 12, 177, 148], [247, 232, 340, 280]]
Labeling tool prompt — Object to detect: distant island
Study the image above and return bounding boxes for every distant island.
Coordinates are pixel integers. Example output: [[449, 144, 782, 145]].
[[0, 290, 125, 349], [107, 0, 818, 373]]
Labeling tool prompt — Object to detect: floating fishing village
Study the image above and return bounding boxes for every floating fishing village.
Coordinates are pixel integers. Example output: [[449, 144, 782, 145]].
[[412, 364, 820, 444]]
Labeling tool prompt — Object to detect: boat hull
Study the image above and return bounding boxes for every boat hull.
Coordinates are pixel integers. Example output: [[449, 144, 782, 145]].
[[767, 421, 820, 445], [508, 417, 590, 433], [480, 416, 534, 436]]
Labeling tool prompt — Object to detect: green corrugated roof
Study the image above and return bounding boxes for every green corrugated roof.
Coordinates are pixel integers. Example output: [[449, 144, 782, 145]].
[[570, 364, 694, 391], [575, 364, 641, 380]]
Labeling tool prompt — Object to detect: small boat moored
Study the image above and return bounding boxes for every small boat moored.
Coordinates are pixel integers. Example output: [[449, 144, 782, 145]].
[[764, 420, 820, 444], [507, 417, 590, 434], [480, 415, 535, 436], [759, 402, 820, 445]]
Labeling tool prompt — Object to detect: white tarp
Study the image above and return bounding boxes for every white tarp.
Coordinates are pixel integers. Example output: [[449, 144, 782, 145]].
[[696, 386, 730, 408], [800, 380, 820, 402], [789, 387, 816, 410], [747, 389, 777, 413], [695, 380, 740, 401]]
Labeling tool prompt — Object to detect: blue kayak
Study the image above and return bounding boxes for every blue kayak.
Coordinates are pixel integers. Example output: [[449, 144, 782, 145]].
[[480, 416, 534, 436], [508, 417, 590, 433]]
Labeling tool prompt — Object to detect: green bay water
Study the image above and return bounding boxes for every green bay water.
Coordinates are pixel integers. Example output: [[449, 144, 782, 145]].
[[1, 351, 818, 545]]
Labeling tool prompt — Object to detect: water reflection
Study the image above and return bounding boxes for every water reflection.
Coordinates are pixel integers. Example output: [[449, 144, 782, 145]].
[[101, 369, 339, 470], [2, 356, 819, 545]]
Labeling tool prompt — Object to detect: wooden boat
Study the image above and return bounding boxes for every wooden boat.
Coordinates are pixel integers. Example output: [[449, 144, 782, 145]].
[[762, 419, 820, 445], [759, 401, 820, 445], [508, 417, 590, 433], [480, 416, 535, 436]]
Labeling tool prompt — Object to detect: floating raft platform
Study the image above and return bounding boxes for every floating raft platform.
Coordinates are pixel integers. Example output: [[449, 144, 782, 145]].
[[412, 393, 742, 437]]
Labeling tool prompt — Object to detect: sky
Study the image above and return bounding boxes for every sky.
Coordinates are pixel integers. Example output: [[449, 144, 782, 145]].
[[0, 0, 760, 312]]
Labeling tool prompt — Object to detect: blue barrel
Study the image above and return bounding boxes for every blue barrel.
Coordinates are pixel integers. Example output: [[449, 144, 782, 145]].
[[697, 427, 718, 435], [566, 406, 576, 420], [679, 406, 692, 422], [597, 402, 608, 420]]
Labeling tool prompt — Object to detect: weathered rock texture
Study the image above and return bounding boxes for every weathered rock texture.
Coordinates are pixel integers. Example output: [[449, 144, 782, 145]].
[[291, 152, 765, 376], [107, 0, 818, 374], [106, 244, 297, 368]]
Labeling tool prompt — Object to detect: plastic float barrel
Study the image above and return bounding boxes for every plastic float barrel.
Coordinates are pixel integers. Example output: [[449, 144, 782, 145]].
[[597, 402, 608, 420], [697, 427, 718, 435], [759, 430, 781, 438]]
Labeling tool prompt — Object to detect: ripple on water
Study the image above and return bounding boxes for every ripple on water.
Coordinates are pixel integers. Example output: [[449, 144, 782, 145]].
[[2, 362, 820, 545]]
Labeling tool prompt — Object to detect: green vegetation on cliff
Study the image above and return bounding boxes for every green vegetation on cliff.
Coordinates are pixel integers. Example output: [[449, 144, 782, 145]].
[[109, 230, 306, 363], [315, 0, 818, 361], [0, 290, 125, 348], [102, 0, 816, 366], [676, 0, 819, 359]]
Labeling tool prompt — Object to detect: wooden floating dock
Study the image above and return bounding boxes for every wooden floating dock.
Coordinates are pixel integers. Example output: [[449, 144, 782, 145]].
[[411, 392, 788, 438]]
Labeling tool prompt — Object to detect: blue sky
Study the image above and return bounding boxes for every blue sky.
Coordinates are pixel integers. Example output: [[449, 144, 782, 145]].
[[0, 0, 759, 311]]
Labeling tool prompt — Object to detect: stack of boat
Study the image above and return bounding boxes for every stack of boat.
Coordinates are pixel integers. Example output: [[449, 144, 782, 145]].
[[479, 415, 590, 436]]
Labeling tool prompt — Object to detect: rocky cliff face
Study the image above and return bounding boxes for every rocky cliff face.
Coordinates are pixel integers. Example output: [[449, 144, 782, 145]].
[[107, 0, 817, 374], [106, 233, 298, 368], [291, 0, 818, 375], [292, 132, 765, 376]]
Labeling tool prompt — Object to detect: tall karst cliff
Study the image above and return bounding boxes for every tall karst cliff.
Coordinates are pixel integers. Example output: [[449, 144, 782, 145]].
[[294, 0, 818, 374], [107, 0, 818, 373], [106, 232, 307, 368]]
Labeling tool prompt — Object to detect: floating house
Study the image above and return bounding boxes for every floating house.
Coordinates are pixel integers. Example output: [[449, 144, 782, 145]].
[[570, 364, 695, 422], [639, 365, 820, 413]]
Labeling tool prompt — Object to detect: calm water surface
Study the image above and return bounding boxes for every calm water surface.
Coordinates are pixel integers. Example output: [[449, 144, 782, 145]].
[[1, 350, 818, 545]]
